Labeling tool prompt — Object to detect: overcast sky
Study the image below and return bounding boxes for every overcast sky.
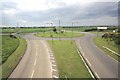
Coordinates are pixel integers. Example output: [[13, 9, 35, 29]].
[[0, 0, 119, 27]]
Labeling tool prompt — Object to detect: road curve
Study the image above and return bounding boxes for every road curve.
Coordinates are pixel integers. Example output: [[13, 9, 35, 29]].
[[75, 32, 119, 78], [9, 32, 119, 78], [9, 34, 52, 78]]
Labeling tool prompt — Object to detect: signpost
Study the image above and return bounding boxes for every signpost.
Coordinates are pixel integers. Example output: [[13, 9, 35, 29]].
[[71, 22, 78, 44], [97, 27, 107, 30], [59, 20, 61, 41], [97, 27, 107, 37]]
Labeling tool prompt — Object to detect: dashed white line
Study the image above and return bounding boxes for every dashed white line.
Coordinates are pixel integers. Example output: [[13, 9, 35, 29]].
[[95, 72, 100, 78], [52, 64, 56, 67], [36, 52, 38, 56], [52, 69, 57, 72], [53, 75, 58, 78], [34, 59, 37, 66], [31, 70, 35, 78]]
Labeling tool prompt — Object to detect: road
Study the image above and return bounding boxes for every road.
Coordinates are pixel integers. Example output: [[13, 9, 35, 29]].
[[9, 32, 119, 78], [75, 32, 119, 78], [9, 34, 53, 78]]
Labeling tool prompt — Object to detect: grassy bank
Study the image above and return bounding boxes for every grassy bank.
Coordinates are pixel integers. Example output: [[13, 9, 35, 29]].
[[48, 40, 92, 78], [35, 32, 84, 38], [2, 36, 27, 78], [2, 35, 19, 63], [93, 37, 119, 61]]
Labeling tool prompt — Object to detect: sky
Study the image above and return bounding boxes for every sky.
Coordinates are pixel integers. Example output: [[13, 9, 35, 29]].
[[0, 0, 119, 27]]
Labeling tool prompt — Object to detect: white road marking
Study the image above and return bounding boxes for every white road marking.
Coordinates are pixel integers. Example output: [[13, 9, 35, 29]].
[[103, 46, 119, 56], [34, 59, 37, 66], [52, 64, 56, 67], [52, 69, 57, 72], [51, 60, 55, 63], [95, 72, 100, 78], [76, 48, 95, 79], [85, 58, 91, 67], [36, 52, 38, 56], [53, 75, 58, 78], [31, 70, 34, 78]]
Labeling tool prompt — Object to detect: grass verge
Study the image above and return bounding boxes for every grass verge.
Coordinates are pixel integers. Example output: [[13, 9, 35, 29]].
[[93, 37, 119, 61], [2, 36, 27, 78], [2, 35, 19, 63], [35, 32, 84, 38], [48, 40, 92, 78]]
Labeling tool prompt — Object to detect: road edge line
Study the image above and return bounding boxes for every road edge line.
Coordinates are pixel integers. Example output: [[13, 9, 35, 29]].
[[76, 47, 97, 80]]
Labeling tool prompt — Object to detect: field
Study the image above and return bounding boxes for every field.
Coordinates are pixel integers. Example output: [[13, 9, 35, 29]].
[[2, 36, 27, 78], [62, 27, 97, 32], [62, 26, 118, 32], [48, 40, 92, 78], [2, 27, 51, 33], [35, 31, 84, 38], [93, 36, 119, 61]]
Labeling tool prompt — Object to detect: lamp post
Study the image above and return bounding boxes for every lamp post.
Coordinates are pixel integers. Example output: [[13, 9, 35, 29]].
[[46, 22, 53, 30], [59, 20, 61, 41], [71, 22, 78, 41], [47, 22, 54, 44]]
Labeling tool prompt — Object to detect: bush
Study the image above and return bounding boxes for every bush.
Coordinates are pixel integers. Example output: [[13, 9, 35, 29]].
[[61, 31, 64, 34], [84, 28, 97, 32], [102, 33, 120, 45], [53, 27, 57, 33]]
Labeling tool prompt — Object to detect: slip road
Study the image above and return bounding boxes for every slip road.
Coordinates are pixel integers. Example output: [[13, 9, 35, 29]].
[[76, 32, 119, 78], [9, 34, 52, 78]]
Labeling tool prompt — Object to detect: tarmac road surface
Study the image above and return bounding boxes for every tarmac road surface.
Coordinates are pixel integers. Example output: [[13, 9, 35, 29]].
[[76, 32, 119, 78], [9, 34, 52, 78]]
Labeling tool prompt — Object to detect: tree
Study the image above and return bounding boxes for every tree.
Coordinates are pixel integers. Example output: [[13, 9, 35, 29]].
[[53, 27, 57, 33]]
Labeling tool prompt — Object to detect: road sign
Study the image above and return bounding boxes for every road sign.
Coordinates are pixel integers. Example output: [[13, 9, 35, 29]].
[[97, 27, 107, 30]]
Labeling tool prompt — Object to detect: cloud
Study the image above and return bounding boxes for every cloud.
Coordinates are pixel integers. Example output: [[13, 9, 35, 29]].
[[1, 1, 119, 26]]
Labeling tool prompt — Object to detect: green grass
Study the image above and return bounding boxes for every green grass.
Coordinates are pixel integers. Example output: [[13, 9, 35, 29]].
[[48, 40, 92, 78], [2, 35, 19, 63], [2, 28, 51, 33], [1, 29, 15, 33], [2, 36, 27, 78], [0, 35, 2, 62], [62, 27, 97, 32], [93, 37, 119, 61], [35, 31, 84, 38]]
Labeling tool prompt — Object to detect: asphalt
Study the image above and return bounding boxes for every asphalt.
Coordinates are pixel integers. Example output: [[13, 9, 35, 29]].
[[75, 32, 119, 78], [9, 32, 119, 78], [9, 34, 52, 78]]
